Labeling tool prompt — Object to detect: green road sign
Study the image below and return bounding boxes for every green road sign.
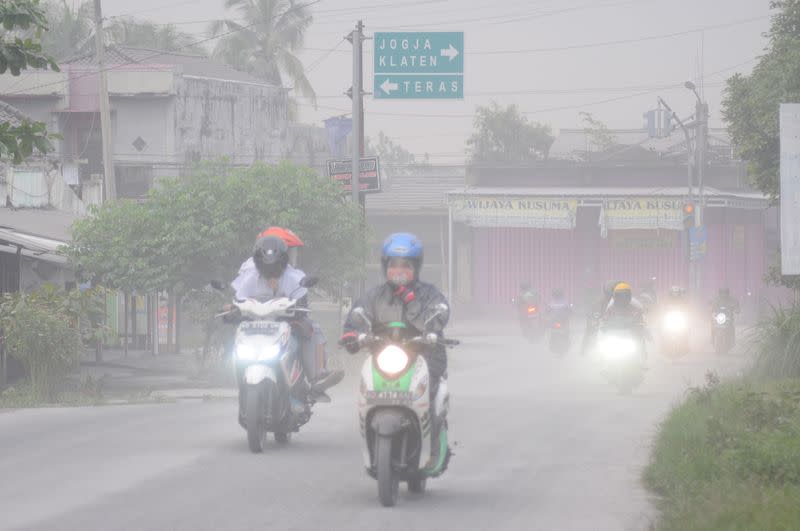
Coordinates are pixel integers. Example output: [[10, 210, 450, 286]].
[[375, 75, 463, 99], [373, 31, 463, 100]]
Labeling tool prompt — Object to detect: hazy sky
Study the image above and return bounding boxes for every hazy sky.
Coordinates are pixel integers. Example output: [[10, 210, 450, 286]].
[[98, 0, 773, 162]]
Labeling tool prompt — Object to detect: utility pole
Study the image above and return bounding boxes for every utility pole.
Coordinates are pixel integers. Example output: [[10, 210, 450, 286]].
[[93, 0, 116, 201], [349, 20, 364, 296], [659, 96, 696, 292], [695, 100, 708, 227], [349, 20, 363, 208]]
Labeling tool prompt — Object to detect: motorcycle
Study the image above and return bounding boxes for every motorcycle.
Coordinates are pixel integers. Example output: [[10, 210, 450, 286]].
[[513, 298, 542, 341], [660, 305, 690, 358], [348, 305, 459, 507], [216, 277, 320, 453], [711, 306, 735, 355], [547, 305, 572, 356], [594, 317, 647, 394]]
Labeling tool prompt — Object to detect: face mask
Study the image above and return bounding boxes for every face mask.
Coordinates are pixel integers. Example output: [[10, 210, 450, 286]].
[[389, 271, 411, 286]]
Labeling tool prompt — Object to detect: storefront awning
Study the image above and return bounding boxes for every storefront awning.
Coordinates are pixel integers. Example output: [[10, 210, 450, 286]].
[[446, 186, 770, 230], [0, 228, 68, 264]]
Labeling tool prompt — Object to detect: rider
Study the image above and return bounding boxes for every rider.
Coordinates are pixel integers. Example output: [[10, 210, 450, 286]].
[[229, 235, 343, 399], [517, 283, 540, 308], [339, 233, 450, 457], [604, 282, 645, 324], [581, 280, 622, 355], [547, 287, 571, 326], [710, 287, 740, 338], [711, 287, 740, 314]]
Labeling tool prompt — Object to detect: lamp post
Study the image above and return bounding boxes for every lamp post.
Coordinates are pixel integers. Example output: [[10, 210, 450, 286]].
[[685, 81, 707, 228]]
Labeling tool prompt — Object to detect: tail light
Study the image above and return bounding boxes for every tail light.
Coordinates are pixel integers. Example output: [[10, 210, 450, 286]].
[[527, 306, 537, 314], [554, 322, 562, 329]]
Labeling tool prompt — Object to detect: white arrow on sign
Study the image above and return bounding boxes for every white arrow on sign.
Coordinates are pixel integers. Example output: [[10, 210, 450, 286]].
[[380, 78, 399, 95], [440, 44, 460, 61]]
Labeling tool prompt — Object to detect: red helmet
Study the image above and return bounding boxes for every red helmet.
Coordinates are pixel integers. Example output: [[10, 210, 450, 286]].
[[256, 227, 304, 248]]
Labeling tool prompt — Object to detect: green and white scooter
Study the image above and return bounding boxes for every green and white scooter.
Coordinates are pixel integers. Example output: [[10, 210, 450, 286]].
[[350, 306, 459, 507]]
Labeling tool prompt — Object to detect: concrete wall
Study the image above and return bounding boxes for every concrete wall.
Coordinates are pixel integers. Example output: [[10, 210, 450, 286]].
[[174, 77, 288, 166], [111, 98, 175, 165]]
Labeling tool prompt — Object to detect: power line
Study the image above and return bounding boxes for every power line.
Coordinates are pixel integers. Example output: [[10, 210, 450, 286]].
[[314, 81, 727, 100], [301, 14, 767, 56], [5, 0, 323, 96], [301, 57, 757, 119]]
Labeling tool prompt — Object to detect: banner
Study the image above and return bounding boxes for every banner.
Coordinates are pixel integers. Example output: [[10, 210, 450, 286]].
[[600, 197, 684, 231], [780, 103, 800, 275], [448, 195, 577, 229]]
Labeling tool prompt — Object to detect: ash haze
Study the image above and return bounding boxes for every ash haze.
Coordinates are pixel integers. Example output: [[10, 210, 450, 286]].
[[98, 0, 771, 162]]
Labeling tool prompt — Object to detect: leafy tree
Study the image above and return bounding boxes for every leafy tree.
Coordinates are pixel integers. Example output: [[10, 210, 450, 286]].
[[0, 0, 59, 163], [39, 0, 93, 60], [579, 112, 616, 152], [722, 0, 800, 201], [366, 131, 427, 165], [67, 160, 365, 296], [467, 101, 554, 163], [68, 160, 364, 354], [209, 0, 315, 104], [722, 1, 800, 287]]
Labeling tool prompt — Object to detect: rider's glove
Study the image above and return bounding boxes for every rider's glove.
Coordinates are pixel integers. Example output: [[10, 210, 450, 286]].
[[339, 331, 361, 354], [393, 285, 416, 305]]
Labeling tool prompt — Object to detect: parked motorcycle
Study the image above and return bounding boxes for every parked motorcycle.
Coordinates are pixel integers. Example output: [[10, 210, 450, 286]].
[[711, 305, 735, 355], [348, 305, 459, 507], [594, 318, 647, 394], [216, 277, 320, 453]]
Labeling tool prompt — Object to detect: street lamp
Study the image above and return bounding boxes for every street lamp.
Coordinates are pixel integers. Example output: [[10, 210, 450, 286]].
[[684, 81, 702, 103]]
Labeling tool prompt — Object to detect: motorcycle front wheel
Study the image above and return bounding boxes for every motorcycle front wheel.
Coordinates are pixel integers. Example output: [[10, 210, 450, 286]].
[[376, 435, 399, 507], [246, 386, 269, 453]]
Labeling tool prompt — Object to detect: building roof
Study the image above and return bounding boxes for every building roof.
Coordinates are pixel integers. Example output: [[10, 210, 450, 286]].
[[0, 207, 80, 242], [64, 46, 275, 87], [0, 100, 30, 126], [365, 166, 465, 213]]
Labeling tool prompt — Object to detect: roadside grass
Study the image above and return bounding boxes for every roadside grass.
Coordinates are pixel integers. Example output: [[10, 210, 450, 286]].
[[645, 374, 800, 530], [0, 376, 174, 408]]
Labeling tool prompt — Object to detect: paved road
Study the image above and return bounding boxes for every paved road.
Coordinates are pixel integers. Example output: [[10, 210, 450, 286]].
[[0, 324, 747, 531]]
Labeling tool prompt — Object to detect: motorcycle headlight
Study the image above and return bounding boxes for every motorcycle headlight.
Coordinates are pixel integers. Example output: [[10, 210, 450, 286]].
[[663, 310, 689, 333], [236, 344, 256, 361], [598, 335, 637, 359], [258, 343, 281, 361], [376, 345, 410, 375], [236, 343, 280, 361], [714, 312, 728, 325]]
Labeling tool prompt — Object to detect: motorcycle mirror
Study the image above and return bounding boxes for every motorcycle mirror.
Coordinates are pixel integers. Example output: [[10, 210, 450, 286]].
[[425, 303, 450, 327], [352, 307, 372, 331], [300, 276, 319, 288]]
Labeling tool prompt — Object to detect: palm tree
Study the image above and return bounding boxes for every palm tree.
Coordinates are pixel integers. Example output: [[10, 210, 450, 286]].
[[40, 0, 94, 60], [106, 18, 206, 55], [209, 0, 316, 105], [40, 2, 203, 60]]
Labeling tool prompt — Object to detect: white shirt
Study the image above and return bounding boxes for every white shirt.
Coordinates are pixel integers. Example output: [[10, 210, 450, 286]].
[[230, 259, 307, 302]]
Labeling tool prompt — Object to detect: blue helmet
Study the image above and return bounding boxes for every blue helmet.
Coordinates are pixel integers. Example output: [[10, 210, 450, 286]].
[[381, 232, 424, 273]]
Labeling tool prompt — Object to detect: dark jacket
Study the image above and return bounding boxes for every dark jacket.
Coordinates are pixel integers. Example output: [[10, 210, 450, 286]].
[[343, 281, 450, 379]]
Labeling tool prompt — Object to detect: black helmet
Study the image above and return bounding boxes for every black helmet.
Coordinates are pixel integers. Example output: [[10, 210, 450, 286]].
[[253, 236, 289, 278]]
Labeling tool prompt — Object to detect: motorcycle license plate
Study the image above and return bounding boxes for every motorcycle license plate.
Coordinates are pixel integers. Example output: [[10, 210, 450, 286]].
[[365, 390, 413, 405]]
